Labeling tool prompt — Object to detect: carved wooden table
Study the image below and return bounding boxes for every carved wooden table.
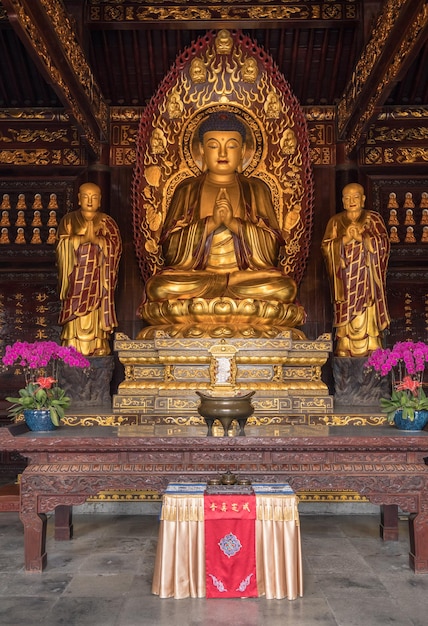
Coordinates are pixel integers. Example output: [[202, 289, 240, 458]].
[[1, 424, 428, 574]]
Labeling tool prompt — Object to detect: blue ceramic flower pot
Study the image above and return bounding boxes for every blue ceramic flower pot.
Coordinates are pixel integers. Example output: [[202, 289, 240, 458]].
[[393, 410, 428, 431], [24, 409, 57, 432]]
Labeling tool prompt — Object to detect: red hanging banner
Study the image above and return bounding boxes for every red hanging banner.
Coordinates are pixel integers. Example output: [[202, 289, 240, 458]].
[[204, 494, 258, 598]]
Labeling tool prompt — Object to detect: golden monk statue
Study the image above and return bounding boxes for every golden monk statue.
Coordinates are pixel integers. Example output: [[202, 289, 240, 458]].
[[140, 112, 304, 338], [321, 183, 390, 357], [56, 182, 122, 356]]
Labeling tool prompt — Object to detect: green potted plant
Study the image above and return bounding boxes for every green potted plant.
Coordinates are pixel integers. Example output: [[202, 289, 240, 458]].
[[365, 340, 428, 430], [2, 341, 90, 431]]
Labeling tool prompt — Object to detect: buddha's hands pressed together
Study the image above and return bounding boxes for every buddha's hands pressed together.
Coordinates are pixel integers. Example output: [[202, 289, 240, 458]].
[[343, 223, 363, 244], [210, 187, 239, 234]]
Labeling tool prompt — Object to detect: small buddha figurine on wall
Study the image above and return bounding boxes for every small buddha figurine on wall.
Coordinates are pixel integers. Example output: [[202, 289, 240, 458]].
[[403, 192, 414, 209], [404, 226, 416, 243], [15, 227, 26, 244], [30, 228, 42, 244], [404, 208, 415, 225], [32, 194, 43, 210], [31, 210, 42, 227], [0, 228, 10, 244], [16, 193, 27, 210], [15, 210, 26, 227], [1, 194, 11, 210], [48, 193, 58, 209], [387, 192, 399, 209], [389, 226, 400, 243], [388, 208, 399, 226], [0, 210, 10, 227]]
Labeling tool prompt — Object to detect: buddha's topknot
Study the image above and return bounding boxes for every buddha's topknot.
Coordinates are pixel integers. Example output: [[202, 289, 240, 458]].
[[198, 111, 246, 142]]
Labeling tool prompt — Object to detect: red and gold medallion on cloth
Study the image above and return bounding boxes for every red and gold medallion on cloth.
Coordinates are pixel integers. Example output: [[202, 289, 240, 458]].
[[204, 494, 258, 598]]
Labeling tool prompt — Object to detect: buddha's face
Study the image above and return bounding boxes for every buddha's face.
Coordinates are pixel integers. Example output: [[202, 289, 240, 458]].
[[200, 131, 244, 176], [342, 184, 365, 221], [79, 184, 101, 220]]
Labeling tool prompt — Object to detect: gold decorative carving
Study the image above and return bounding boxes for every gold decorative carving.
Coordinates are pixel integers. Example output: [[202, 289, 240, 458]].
[[88, 2, 359, 23], [345, 2, 428, 152], [367, 125, 428, 144], [6, 0, 107, 156], [0, 148, 85, 166], [338, 0, 407, 134], [377, 106, 428, 120]]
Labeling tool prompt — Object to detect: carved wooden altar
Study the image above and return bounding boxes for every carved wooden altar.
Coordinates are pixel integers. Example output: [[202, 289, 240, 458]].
[[1, 423, 428, 574]]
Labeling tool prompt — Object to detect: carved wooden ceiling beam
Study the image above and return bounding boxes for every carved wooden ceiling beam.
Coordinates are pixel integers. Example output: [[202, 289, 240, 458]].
[[2, 0, 108, 159], [337, 0, 428, 155], [85, 0, 359, 27]]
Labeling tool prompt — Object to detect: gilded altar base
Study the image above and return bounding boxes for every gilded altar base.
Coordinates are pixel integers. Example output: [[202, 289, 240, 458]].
[[112, 330, 334, 418]]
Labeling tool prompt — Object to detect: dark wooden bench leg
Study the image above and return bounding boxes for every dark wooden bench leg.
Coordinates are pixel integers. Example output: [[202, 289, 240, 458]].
[[54, 505, 73, 540], [380, 504, 399, 541]]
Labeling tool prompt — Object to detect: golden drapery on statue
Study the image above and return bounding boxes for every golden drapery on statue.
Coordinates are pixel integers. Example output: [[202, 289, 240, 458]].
[[132, 30, 314, 339], [321, 183, 390, 357], [56, 183, 122, 356]]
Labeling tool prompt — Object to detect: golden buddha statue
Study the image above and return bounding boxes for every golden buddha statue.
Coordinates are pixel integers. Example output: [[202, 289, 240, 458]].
[[139, 112, 305, 338], [322, 183, 390, 357], [56, 182, 122, 356]]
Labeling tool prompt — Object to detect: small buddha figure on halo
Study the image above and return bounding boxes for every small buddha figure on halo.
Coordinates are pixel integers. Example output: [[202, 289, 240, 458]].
[[167, 94, 183, 119], [404, 226, 416, 243], [388, 208, 399, 226], [387, 192, 398, 209], [421, 208, 428, 225], [150, 128, 166, 155], [280, 128, 297, 156], [0, 228, 10, 244], [1, 194, 11, 210], [16, 193, 26, 210], [30, 228, 42, 244], [404, 208, 415, 225], [389, 226, 400, 243], [215, 29, 233, 55], [15, 210, 26, 227], [264, 92, 280, 118], [403, 192, 414, 209], [140, 111, 303, 337], [421, 226, 428, 243], [15, 227, 26, 244], [47, 210, 58, 227], [48, 193, 58, 209], [31, 210, 42, 227], [420, 192, 428, 209], [32, 193, 43, 210], [1, 210, 10, 227], [241, 57, 258, 83], [189, 58, 206, 84]]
